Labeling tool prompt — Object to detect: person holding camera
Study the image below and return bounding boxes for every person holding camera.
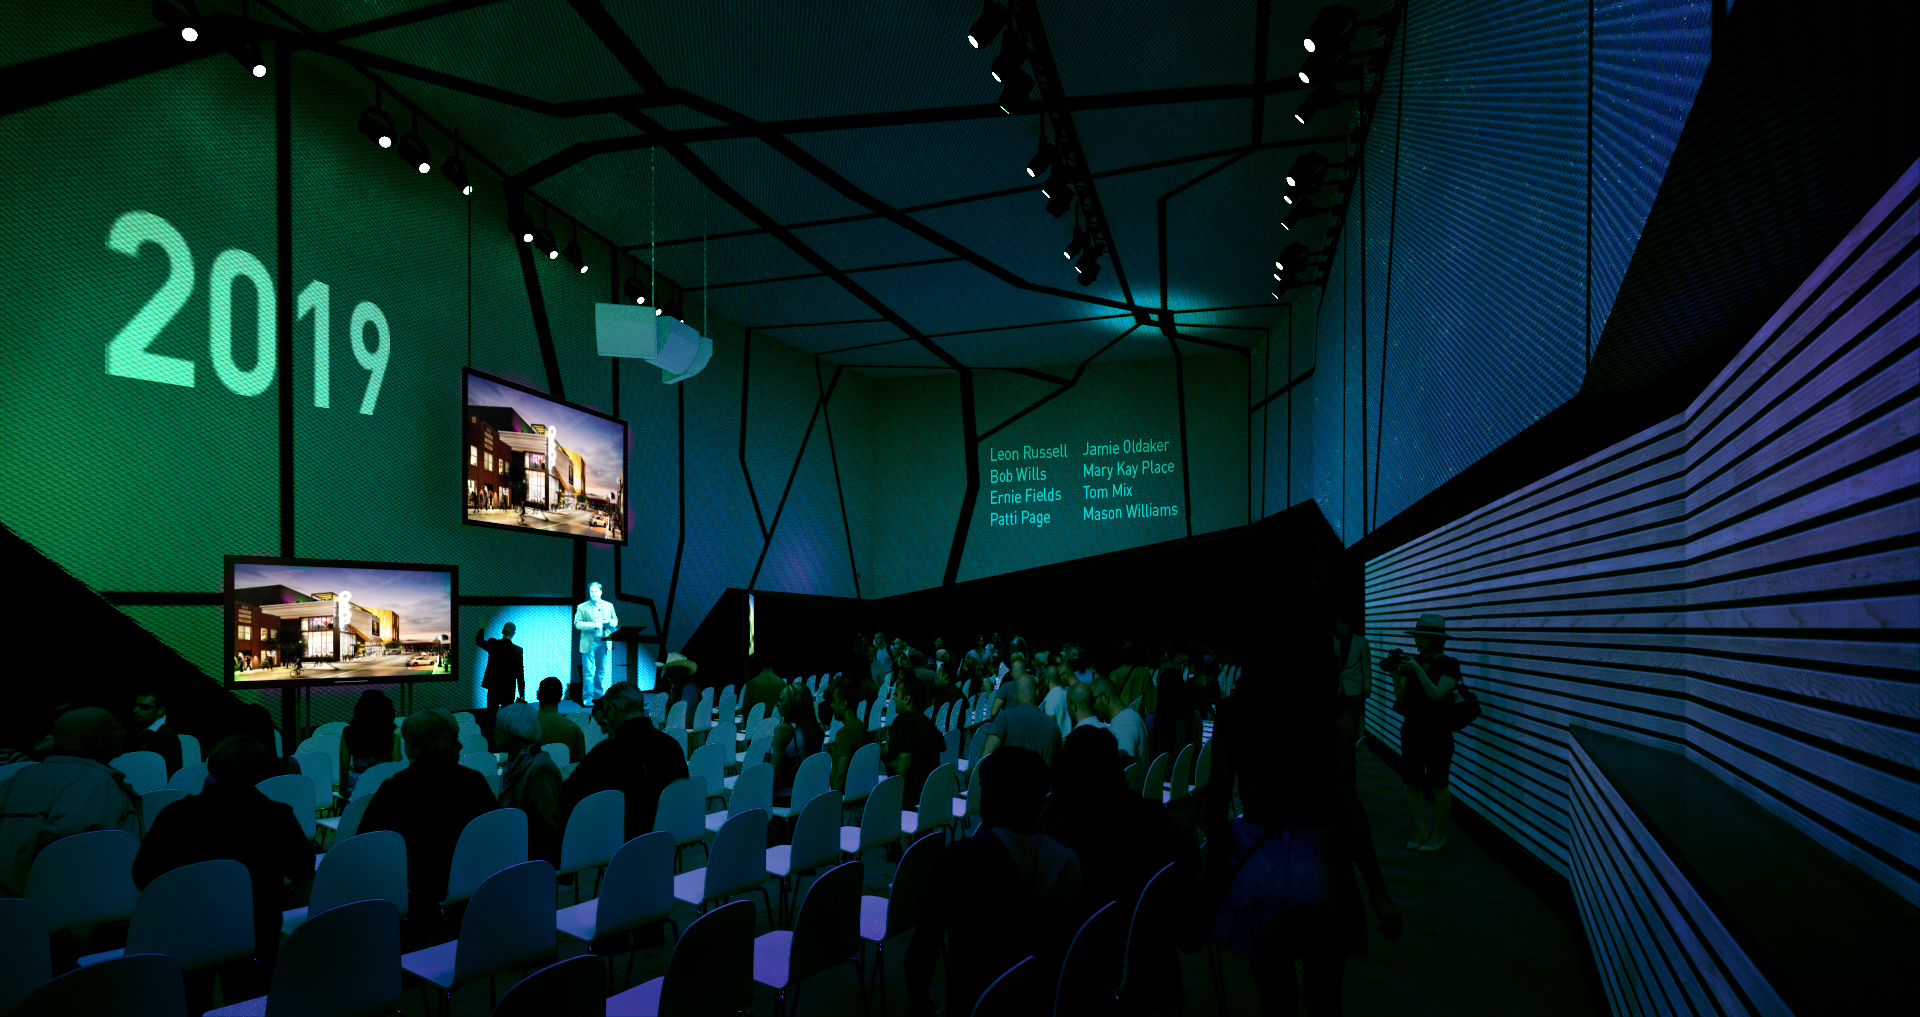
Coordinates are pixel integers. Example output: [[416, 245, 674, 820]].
[[1386, 613, 1462, 852]]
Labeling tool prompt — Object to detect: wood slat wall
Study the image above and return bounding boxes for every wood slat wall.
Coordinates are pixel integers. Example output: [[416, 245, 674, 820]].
[[1362, 159, 1919, 919]]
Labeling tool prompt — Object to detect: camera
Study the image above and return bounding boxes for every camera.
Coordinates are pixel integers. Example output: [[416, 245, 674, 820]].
[[1381, 648, 1409, 673]]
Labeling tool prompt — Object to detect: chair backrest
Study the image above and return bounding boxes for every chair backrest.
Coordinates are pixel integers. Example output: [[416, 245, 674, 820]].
[[656, 900, 754, 1017], [494, 954, 604, 1017], [972, 955, 1034, 1017], [855, 699, 868, 722], [714, 690, 736, 728], [650, 695, 669, 727], [268, 898, 401, 1017], [1122, 762, 1143, 795], [934, 702, 952, 731], [540, 742, 571, 768], [1168, 743, 1198, 801], [1140, 753, 1169, 802], [458, 751, 497, 777], [1195, 739, 1213, 788], [560, 762, 578, 780], [256, 773, 317, 840], [789, 791, 843, 876], [332, 791, 376, 843], [744, 702, 767, 731], [843, 742, 881, 800], [558, 789, 624, 876], [740, 731, 773, 771], [124, 858, 254, 972], [1119, 861, 1181, 993], [728, 762, 775, 819], [310, 829, 409, 918], [866, 697, 887, 732], [138, 788, 185, 837], [910, 763, 957, 836], [352, 760, 406, 802], [568, 711, 596, 730], [1054, 900, 1124, 1017], [665, 699, 687, 731], [296, 735, 341, 778], [653, 776, 709, 846], [457, 731, 489, 758], [161, 761, 206, 796], [0, 897, 52, 1014], [17, 953, 185, 1017], [595, 830, 675, 936], [176, 734, 201, 771], [788, 753, 831, 813], [789, 860, 864, 986], [941, 725, 962, 767], [963, 727, 991, 785], [706, 809, 769, 900], [107, 751, 166, 795], [454, 860, 556, 986], [291, 751, 335, 809], [23, 829, 139, 932], [696, 687, 714, 729], [857, 775, 905, 852], [443, 808, 530, 905], [712, 720, 737, 756], [885, 830, 946, 941], [751, 716, 778, 742], [687, 741, 727, 792], [666, 723, 689, 759], [312, 720, 350, 742], [581, 723, 606, 754]]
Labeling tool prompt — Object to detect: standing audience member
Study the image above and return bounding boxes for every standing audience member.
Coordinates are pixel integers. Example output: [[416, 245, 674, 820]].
[[1150, 666, 1201, 762], [357, 708, 497, 909], [770, 682, 824, 807], [130, 688, 183, 776], [882, 676, 944, 807], [826, 680, 869, 792], [341, 690, 398, 798], [989, 654, 1030, 719], [495, 703, 564, 866], [1111, 644, 1154, 718], [985, 675, 1062, 767], [475, 622, 525, 708], [0, 707, 137, 895], [133, 735, 312, 1001], [741, 656, 785, 726], [1090, 677, 1148, 765], [561, 682, 688, 842], [534, 677, 586, 763], [1039, 666, 1071, 740], [1392, 613, 1461, 851], [907, 747, 1082, 1017], [1334, 616, 1372, 740], [1066, 682, 1106, 732]]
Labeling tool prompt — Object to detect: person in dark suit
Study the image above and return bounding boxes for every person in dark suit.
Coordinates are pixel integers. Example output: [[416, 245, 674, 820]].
[[357, 709, 497, 911], [130, 688, 183, 776], [476, 623, 526, 708], [560, 682, 687, 842]]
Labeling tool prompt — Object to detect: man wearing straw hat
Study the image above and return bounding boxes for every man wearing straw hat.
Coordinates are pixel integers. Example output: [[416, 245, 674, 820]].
[[1386, 613, 1462, 852]]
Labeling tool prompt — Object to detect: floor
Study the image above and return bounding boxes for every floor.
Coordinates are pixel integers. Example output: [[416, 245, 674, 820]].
[[413, 745, 1600, 1016]]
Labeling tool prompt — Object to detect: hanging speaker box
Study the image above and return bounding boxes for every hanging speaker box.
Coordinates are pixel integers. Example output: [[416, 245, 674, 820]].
[[594, 302, 659, 359]]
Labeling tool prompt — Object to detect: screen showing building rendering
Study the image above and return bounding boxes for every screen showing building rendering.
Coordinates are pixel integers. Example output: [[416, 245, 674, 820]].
[[463, 369, 629, 544], [225, 556, 456, 687]]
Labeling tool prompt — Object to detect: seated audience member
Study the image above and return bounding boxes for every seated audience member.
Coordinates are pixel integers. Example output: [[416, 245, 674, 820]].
[[985, 674, 1062, 767], [357, 708, 498, 907], [826, 679, 870, 792], [561, 682, 688, 842], [1090, 677, 1148, 765], [0, 707, 138, 895], [928, 661, 966, 714], [1150, 666, 1202, 762], [741, 655, 785, 726], [534, 677, 586, 762], [771, 682, 824, 805], [907, 747, 1081, 1017], [883, 676, 943, 807], [133, 735, 312, 995], [1040, 665, 1070, 739], [130, 688, 183, 776], [1066, 682, 1106, 732], [495, 703, 564, 866], [341, 690, 398, 798]]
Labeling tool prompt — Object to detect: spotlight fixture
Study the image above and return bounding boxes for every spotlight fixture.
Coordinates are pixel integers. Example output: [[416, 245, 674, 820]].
[[510, 208, 535, 244], [1303, 6, 1359, 57], [152, 1, 197, 42], [1044, 179, 1075, 218], [1293, 83, 1343, 124], [397, 126, 431, 174], [990, 33, 1026, 83], [657, 292, 685, 321], [1298, 51, 1358, 88], [563, 229, 589, 274], [1063, 220, 1088, 260], [623, 276, 650, 306], [997, 67, 1033, 113], [1075, 249, 1103, 286], [1026, 136, 1057, 178], [531, 217, 558, 259], [1281, 199, 1321, 231], [967, 1, 1009, 49], [357, 90, 396, 148], [442, 130, 471, 194], [1274, 242, 1311, 273], [1284, 152, 1330, 191], [1272, 263, 1311, 299], [231, 36, 265, 78]]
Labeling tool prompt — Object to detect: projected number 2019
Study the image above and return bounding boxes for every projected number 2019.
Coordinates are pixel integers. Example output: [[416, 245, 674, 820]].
[[104, 210, 389, 415]]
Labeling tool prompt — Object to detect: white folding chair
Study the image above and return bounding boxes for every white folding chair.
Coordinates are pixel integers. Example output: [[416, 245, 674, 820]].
[[17, 953, 185, 1017], [176, 734, 201, 771], [855, 700, 868, 723], [653, 776, 710, 872], [901, 763, 956, 845], [1123, 762, 1144, 795], [1166, 743, 1198, 804], [744, 702, 767, 732], [866, 698, 887, 733], [493, 954, 605, 1017], [708, 762, 775, 839], [688, 741, 729, 809], [351, 760, 405, 802], [695, 688, 715, 733], [1140, 753, 1170, 802], [1195, 739, 1213, 792], [296, 735, 342, 786], [291, 750, 335, 812], [459, 750, 501, 796], [283, 829, 408, 934], [673, 809, 771, 921], [535, 742, 568, 768], [76, 859, 253, 974], [840, 774, 904, 862], [665, 723, 689, 761], [163, 761, 207, 796], [714, 691, 737, 732], [138, 789, 185, 837], [767, 790, 841, 930], [956, 727, 991, 788], [772, 753, 832, 821], [976, 956, 1035, 1017], [317, 789, 375, 848], [558, 789, 624, 902], [940, 725, 962, 767], [401, 860, 556, 1014], [457, 731, 489, 759], [211, 898, 401, 1017], [1117, 861, 1182, 1013], [951, 754, 986, 837], [863, 830, 945, 1010], [732, 732, 773, 780], [556, 831, 678, 990], [23, 829, 139, 934], [0, 897, 53, 1014], [442, 808, 528, 907], [106, 751, 166, 795], [603, 900, 753, 1017], [841, 742, 881, 813], [754, 859, 867, 1017], [312, 720, 350, 742], [1056, 900, 1125, 1017], [257, 773, 318, 841]]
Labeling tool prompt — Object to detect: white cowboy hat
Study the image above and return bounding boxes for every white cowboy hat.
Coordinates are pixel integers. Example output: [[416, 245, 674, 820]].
[[662, 651, 699, 675], [1404, 613, 1449, 638]]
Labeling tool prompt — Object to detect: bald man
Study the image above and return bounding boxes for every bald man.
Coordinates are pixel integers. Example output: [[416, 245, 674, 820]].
[[983, 674, 1061, 767], [0, 707, 140, 895], [1091, 677, 1147, 765], [1067, 682, 1106, 732]]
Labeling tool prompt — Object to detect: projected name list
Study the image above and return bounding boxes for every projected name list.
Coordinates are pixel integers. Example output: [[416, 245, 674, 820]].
[[984, 438, 1179, 528]]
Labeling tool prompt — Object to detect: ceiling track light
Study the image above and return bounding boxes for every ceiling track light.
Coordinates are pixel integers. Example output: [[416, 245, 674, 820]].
[[1293, 83, 1344, 125], [1274, 242, 1311, 272], [151, 0, 198, 42], [997, 67, 1033, 114], [1075, 249, 1104, 286], [532, 207, 557, 258], [357, 88, 395, 148], [990, 33, 1026, 83], [1026, 136, 1057, 178], [623, 275, 650, 306], [510, 208, 535, 245], [442, 128, 471, 195], [1044, 180, 1074, 218], [229, 0, 264, 77], [967, 1, 1009, 49], [1303, 5, 1360, 57], [1063, 219, 1089, 260], [563, 227, 588, 274], [397, 117, 431, 174], [1281, 200, 1322, 230]]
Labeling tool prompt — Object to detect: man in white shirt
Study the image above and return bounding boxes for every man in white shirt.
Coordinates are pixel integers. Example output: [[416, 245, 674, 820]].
[[1090, 677, 1147, 765], [1039, 666, 1071, 739], [573, 582, 619, 701], [1066, 682, 1107, 732]]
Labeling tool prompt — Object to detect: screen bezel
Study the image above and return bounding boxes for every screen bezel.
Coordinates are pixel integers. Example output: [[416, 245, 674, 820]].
[[460, 368, 630, 546], [223, 554, 459, 689]]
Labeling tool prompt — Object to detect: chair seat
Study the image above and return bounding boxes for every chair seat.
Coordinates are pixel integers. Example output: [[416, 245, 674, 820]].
[[955, 758, 969, 772], [722, 774, 739, 791], [704, 811, 729, 836], [203, 995, 269, 1016], [751, 930, 793, 990], [280, 906, 310, 935], [859, 894, 888, 943], [671, 868, 709, 906], [315, 816, 341, 832], [951, 798, 967, 819], [75, 947, 126, 967], [555, 897, 601, 943], [771, 804, 799, 819], [766, 843, 794, 877], [605, 975, 665, 1016], [838, 826, 862, 855], [399, 939, 459, 988]]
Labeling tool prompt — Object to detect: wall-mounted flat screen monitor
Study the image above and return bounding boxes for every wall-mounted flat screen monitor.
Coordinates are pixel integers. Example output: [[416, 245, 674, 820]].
[[462, 369, 629, 544], [225, 556, 457, 688]]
